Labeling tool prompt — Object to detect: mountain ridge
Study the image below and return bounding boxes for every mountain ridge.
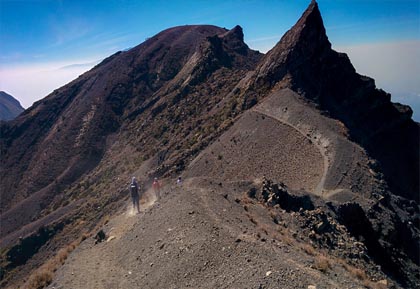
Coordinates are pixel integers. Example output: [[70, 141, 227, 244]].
[[240, 0, 419, 201], [0, 1, 419, 288]]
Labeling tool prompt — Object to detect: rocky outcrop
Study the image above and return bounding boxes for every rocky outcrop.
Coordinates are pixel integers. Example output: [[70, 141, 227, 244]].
[[248, 177, 420, 287], [336, 198, 420, 288], [250, 178, 315, 211], [4, 222, 65, 269]]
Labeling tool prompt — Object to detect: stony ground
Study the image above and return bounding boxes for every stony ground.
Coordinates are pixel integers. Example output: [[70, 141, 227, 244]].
[[188, 88, 379, 203], [3, 3, 418, 288], [45, 88, 404, 289], [48, 178, 392, 289]]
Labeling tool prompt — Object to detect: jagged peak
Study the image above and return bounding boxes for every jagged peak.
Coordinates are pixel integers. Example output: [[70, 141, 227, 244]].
[[220, 25, 251, 56], [222, 25, 244, 42], [252, 0, 332, 89], [279, 0, 330, 51], [298, 0, 320, 26]]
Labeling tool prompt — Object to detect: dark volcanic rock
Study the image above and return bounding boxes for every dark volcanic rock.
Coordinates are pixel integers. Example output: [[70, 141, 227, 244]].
[[257, 178, 314, 212], [252, 0, 331, 94], [337, 200, 420, 288], [5, 222, 65, 269]]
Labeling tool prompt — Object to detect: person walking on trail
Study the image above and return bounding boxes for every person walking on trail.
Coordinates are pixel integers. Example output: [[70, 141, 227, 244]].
[[176, 176, 182, 185], [152, 177, 161, 200], [130, 177, 140, 214]]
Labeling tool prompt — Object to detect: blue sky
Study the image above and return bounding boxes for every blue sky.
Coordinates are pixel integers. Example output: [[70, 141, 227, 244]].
[[0, 0, 419, 119]]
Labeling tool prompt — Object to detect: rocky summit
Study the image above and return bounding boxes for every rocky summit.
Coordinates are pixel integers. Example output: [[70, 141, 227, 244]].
[[0, 1, 419, 289]]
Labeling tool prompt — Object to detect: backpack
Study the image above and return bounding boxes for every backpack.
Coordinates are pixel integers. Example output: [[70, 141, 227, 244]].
[[130, 183, 138, 196]]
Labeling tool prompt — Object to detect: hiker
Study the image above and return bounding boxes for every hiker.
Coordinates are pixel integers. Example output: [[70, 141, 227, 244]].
[[130, 177, 140, 214], [152, 177, 161, 200], [176, 176, 182, 185]]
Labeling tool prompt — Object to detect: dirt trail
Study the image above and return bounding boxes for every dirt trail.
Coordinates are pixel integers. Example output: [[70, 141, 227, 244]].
[[186, 88, 368, 199], [110, 189, 157, 239], [252, 88, 376, 201], [48, 179, 376, 289], [46, 89, 382, 289], [186, 109, 323, 192], [252, 89, 336, 197], [186, 179, 342, 288], [47, 189, 158, 289]]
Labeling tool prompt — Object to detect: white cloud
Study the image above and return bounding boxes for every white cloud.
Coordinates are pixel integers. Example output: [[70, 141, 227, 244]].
[[0, 59, 100, 108], [335, 40, 420, 121], [49, 16, 92, 47], [58, 61, 99, 70]]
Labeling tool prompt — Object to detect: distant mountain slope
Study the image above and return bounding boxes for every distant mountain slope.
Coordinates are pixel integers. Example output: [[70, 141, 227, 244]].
[[0, 91, 24, 121]]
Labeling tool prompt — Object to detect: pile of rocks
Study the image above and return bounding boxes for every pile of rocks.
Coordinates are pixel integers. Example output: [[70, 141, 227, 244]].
[[251, 177, 314, 212], [298, 208, 368, 259]]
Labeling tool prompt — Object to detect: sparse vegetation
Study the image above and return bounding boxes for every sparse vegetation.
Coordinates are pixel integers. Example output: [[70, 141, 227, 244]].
[[302, 244, 316, 256], [25, 269, 53, 289], [341, 262, 369, 281], [337, 120, 349, 137], [353, 267, 368, 280], [314, 255, 331, 273], [334, 258, 388, 289], [23, 236, 87, 289]]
